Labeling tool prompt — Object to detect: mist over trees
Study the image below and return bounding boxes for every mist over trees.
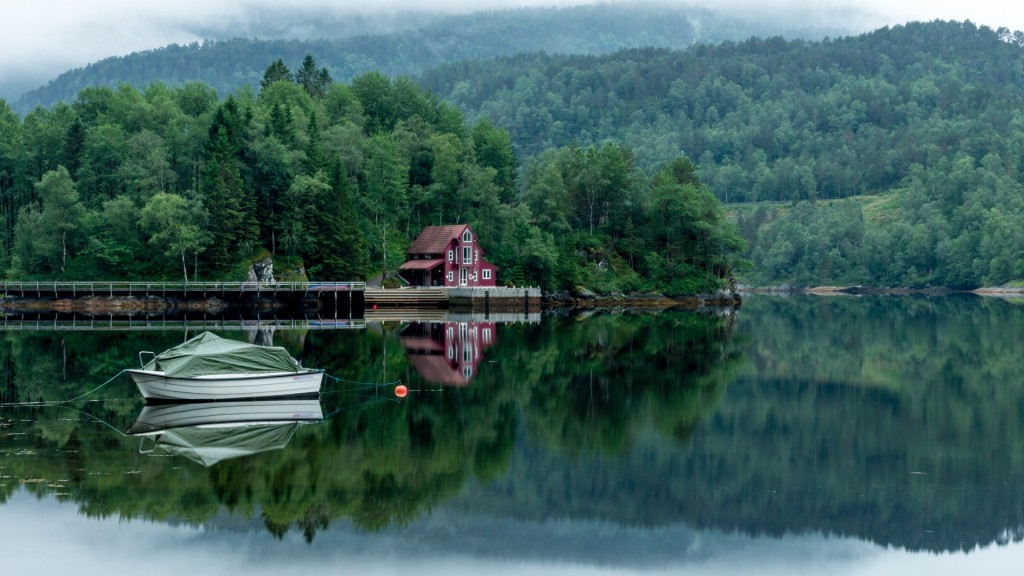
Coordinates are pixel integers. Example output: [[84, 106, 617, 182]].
[[8, 3, 854, 113]]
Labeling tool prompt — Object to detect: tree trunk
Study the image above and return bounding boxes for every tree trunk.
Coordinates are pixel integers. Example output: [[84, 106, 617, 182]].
[[180, 247, 189, 284]]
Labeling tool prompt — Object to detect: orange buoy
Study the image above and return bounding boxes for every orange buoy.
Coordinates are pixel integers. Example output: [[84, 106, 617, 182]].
[[394, 384, 408, 398]]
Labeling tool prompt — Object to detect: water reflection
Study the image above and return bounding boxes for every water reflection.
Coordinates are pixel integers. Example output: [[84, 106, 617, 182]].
[[126, 400, 324, 467], [400, 321, 497, 385], [7, 299, 1024, 565]]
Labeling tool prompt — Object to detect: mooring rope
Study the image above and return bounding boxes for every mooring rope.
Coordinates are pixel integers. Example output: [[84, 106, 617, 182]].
[[0, 369, 129, 408], [320, 371, 402, 392], [0, 369, 430, 409]]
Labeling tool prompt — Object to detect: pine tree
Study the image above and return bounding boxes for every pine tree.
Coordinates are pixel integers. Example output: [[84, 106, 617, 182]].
[[260, 58, 292, 91], [295, 54, 332, 99]]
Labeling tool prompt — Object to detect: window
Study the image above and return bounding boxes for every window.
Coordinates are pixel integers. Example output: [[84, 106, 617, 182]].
[[482, 269, 491, 280], [447, 271, 454, 282], [474, 250, 479, 263], [462, 230, 472, 243], [483, 328, 492, 344], [462, 246, 472, 264], [447, 250, 453, 262]]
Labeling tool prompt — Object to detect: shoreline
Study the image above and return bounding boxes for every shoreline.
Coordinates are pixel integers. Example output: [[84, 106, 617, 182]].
[[738, 285, 1024, 297], [2, 289, 744, 317]]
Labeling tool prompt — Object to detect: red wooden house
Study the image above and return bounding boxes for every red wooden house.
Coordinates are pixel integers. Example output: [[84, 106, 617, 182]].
[[400, 321, 497, 386], [398, 225, 498, 287]]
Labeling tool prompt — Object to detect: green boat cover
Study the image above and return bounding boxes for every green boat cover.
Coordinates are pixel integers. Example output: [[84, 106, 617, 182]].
[[143, 331, 303, 377]]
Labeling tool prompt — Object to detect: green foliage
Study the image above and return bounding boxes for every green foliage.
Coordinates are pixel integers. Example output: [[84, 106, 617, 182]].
[[415, 21, 1024, 287], [0, 58, 744, 294]]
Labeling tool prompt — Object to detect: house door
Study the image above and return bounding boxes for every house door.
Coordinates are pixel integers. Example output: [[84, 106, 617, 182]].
[[459, 268, 468, 286]]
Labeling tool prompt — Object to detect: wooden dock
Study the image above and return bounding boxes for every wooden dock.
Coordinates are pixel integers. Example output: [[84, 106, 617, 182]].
[[365, 287, 448, 308], [0, 280, 365, 317], [0, 282, 540, 317], [0, 280, 364, 299]]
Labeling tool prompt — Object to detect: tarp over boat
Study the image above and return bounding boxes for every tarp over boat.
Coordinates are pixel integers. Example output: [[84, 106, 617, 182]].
[[143, 331, 303, 377]]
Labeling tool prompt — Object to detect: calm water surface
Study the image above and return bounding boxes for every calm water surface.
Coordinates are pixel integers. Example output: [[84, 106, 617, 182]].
[[2, 295, 1024, 575]]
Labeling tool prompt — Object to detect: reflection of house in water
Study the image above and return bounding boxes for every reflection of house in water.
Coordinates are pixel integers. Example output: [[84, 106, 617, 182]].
[[400, 321, 497, 386]]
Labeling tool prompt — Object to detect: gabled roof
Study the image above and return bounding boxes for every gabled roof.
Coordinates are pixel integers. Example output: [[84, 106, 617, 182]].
[[407, 225, 469, 255]]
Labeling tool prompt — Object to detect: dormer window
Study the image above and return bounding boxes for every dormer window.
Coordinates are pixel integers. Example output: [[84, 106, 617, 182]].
[[462, 230, 472, 243]]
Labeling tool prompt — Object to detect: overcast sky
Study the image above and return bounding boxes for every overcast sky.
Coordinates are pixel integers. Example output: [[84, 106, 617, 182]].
[[1, 0, 1021, 90]]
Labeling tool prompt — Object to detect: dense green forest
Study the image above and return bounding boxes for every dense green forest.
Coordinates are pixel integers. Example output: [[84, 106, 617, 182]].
[[6, 16, 1024, 289], [419, 21, 1024, 288], [0, 56, 744, 293], [9, 3, 851, 112]]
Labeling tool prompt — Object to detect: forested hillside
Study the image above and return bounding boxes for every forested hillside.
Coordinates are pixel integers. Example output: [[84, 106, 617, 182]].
[[421, 21, 1024, 288], [7, 16, 1024, 290], [11, 3, 851, 114], [0, 57, 744, 294]]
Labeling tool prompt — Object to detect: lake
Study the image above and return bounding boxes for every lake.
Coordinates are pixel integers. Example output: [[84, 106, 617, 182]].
[[2, 295, 1024, 575]]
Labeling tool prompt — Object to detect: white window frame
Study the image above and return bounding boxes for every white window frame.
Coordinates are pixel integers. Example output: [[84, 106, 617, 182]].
[[482, 269, 491, 280], [462, 230, 472, 243], [447, 271, 454, 282], [462, 246, 472, 264], [447, 249, 454, 262]]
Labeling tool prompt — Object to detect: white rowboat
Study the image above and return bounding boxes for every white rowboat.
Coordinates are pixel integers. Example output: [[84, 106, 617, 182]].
[[127, 369, 323, 401], [129, 331, 324, 401]]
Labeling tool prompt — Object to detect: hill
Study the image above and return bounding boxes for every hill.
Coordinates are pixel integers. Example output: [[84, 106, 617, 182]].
[[10, 3, 853, 114], [419, 21, 1024, 288]]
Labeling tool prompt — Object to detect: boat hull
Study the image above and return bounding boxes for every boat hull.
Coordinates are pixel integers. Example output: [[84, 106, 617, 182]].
[[127, 369, 323, 401]]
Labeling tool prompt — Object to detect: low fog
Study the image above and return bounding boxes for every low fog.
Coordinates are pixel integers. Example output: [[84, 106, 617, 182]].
[[0, 0, 1016, 98]]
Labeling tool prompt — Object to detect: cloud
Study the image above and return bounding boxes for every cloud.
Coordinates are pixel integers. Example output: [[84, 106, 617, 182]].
[[1, 0, 1020, 94]]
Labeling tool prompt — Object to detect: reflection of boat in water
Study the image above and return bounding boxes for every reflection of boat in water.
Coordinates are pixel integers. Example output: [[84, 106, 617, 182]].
[[127, 331, 323, 401], [126, 399, 324, 467]]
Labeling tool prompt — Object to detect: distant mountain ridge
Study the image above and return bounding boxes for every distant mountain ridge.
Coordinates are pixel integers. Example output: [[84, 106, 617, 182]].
[[10, 3, 854, 113]]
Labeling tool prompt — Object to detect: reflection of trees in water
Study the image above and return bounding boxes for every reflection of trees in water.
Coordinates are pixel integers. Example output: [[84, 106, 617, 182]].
[[459, 296, 1024, 553], [507, 311, 744, 455], [0, 312, 741, 542]]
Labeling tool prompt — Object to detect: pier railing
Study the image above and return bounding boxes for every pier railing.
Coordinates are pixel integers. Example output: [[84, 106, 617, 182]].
[[0, 280, 365, 296], [0, 316, 366, 332]]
